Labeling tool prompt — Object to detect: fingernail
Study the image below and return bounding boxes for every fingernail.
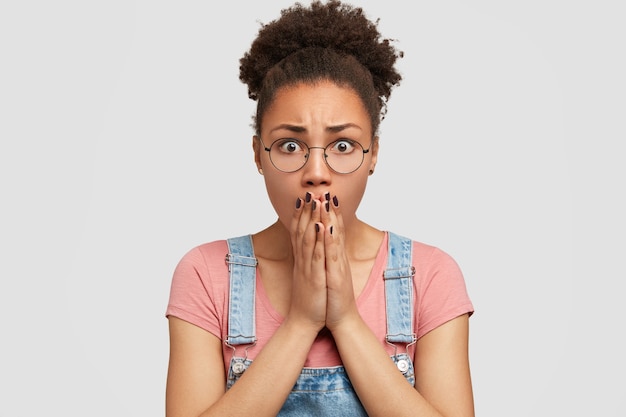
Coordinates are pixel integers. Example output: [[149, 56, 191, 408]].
[[325, 192, 330, 201], [312, 201, 317, 211], [332, 196, 339, 207], [315, 223, 320, 233], [325, 201, 330, 212], [295, 198, 302, 209], [305, 192, 312, 203], [330, 226, 334, 235]]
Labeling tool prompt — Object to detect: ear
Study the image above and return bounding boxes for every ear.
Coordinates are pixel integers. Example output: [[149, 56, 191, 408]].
[[253, 135, 263, 171], [368, 136, 379, 173]]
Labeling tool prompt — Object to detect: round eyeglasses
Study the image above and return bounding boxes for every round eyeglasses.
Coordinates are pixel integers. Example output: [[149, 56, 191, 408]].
[[260, 137, 371, 174]]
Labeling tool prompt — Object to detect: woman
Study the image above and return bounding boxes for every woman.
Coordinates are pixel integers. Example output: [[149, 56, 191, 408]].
[[165, 1, 474, 416]]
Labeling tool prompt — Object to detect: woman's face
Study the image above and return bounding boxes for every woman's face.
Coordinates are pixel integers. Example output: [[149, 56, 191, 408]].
[[254, 81, 378, 230]]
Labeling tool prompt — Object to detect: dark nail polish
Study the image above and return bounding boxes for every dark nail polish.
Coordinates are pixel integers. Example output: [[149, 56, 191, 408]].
[[325, 192, 330, 201], [295, 198, 302, 209], [305, 192, 312, 203], [332, 195, 339, 207], [325, 201, 330, 212], [330, 226, 334, 235], [312, 201, 317, 211], [315, 223, 320, 233]]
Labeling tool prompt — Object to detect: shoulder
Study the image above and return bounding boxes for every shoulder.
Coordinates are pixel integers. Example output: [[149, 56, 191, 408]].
[[176, 240, 229, 269], [166, 239, 233, 340], [387, 232, 461, 270], [171, 239, 232, 288], [411, 240, 461, 271], [386, 232, 466, 291]]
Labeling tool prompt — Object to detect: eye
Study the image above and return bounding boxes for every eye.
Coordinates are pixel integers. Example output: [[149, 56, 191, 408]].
[[329, 139, 357, 154], [275, 139, 305, 154]]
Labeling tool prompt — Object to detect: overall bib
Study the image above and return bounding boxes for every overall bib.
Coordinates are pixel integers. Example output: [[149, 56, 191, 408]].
[[224, 232, 416, 416]]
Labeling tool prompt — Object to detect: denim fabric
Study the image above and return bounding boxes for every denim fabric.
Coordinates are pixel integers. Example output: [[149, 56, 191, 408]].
[[276, 365, 369, 416], [226, 358, 253, 389], [226, 352, 415, 416], [225, 233, 416, 415], [384, 232, 417, 344], [225, 235, 257, 345]]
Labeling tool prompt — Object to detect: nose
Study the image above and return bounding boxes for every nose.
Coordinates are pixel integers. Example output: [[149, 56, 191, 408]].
[[302, 147, 331, 185]]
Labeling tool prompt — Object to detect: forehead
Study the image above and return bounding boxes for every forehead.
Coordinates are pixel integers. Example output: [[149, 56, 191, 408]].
[[263, 81, 371, 129], [273, 80, 362, 104]]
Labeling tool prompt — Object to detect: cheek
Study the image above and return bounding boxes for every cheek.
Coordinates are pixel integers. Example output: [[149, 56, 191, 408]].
[[263, 175, 297, 224], [339, 177, 368, 214]]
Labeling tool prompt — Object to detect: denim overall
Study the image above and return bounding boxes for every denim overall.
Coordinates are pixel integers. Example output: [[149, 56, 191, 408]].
[[224, 232, 416, 416]]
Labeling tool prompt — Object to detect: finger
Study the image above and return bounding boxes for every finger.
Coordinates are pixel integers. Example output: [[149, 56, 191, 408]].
[[311, 221, 326, 278], [303, 197, 323, 256], [323, 195, 356, 330], [309, 194, 321, 225], [324, 220, 337, 266], [290, 196, 304, 250], [323, 195, 345, 286], [329, 194, 345, 247], [320, 193, 332, 228], [291, 192, 313, 254], [324, 196, 344, 277]]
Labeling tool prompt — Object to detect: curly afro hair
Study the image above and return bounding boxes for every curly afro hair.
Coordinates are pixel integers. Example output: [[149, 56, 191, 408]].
[[239, 0, 403, 135]]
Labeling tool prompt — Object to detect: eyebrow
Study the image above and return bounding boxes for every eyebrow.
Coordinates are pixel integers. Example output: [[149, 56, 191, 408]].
[[269, 123, 363, 134]]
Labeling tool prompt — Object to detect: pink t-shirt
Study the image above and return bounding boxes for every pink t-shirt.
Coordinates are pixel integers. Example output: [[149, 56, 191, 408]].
[[165, 232, 473, 372]]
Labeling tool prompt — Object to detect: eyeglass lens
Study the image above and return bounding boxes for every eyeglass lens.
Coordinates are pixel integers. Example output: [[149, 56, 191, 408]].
[[268, 139, 366, 173]]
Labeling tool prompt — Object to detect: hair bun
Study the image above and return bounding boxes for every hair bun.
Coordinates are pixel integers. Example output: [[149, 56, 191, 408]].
[[239, 0, 403, 102]]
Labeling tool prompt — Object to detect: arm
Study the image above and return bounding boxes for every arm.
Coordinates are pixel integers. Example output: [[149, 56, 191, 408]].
[[322, 197, 474, 416], [166, 317, 225, 417], [413, 314, 474, 416], [331, 314, 474, 417], [167, 196, 329, 417], [166, 315, 319, 417]]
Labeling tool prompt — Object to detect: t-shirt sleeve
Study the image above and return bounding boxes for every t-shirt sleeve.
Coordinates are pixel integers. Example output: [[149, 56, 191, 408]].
[[414, 244, 474, 339], [165, 242, 227, 339]]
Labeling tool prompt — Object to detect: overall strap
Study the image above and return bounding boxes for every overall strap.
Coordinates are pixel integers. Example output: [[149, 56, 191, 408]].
[[225, 235, 257, 346], [383, 232, 417, 345]]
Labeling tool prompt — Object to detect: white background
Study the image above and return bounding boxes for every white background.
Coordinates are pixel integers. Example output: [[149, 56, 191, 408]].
[[1, 1, 624, 416]]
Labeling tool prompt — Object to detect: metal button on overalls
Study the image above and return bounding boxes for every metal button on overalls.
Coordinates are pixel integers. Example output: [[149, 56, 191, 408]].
[[396, 358, 410, 374]]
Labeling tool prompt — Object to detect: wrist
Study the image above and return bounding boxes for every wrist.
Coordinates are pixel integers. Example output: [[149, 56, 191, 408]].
[[281, 315, 324, 341], [327, 310, 364, 338]]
